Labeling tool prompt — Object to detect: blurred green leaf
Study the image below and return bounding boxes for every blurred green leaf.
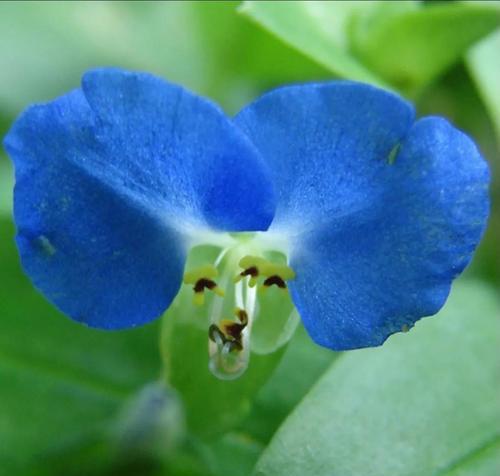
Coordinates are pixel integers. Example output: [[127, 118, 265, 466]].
[[208, 432, 264, 476], [0, 154, 13, 216], [440, 439, 500, 476], [161, 306, 285, 441], [239, 1, 385, 87], [0, 2, 207, 115], [0, 1, 332, 118], [241, 324, 336, 444], [254, 281, 500, 476], [467, 29, 500, 143], [0, 111, 13, 216], [351, 2, 500, 95], [0, 218, 161, 475], [191, 1, 332, 113]]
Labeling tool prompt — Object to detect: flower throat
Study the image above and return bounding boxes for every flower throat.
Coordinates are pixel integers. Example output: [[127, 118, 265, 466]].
[[179, 234, 296, 380]]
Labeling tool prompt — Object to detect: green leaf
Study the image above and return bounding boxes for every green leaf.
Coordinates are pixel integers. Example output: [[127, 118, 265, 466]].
[[439, 439, 500, 476], [0, 218, 161, 475], [467, 29, 500, 143], [190, 1, 333, 113], [239, 1, 386, 87], [241, 324, 336, 444], [0, 2, 208, 116], [254, 281, 500, 476], [351, 2, 500, 94], [161, 306, 285, 440], [0, 154, 13, 217], [208, 432, 264, 476], [0, 1, 330, 119]]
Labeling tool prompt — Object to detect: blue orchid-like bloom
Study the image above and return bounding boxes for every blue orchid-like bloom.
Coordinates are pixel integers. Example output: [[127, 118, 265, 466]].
[[4, 68, 489, 367]]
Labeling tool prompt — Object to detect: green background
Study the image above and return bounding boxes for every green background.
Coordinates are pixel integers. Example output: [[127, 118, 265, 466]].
[[0, 2, 498, 475]]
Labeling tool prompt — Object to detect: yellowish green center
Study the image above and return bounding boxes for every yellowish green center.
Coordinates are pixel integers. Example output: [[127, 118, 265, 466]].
[[180, 236, 296, 380]]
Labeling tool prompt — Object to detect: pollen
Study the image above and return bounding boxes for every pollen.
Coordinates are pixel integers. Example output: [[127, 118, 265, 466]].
[[235, 254, 295, 291], [183, 264, 225, 306], [234, 255, 268, 287]]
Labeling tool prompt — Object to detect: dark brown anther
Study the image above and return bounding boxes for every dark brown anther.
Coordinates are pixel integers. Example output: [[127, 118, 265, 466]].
[[263, 275, 287, 289], [236, 309, 248, 325], [226, 340, 243, 352], [210, 308, 249, 354], [193, 278, 217, 293], [222, 322, 246, 340], [240, 266, 258, 278], [208, 323, 244, 353], [208, 324, 225, 344]]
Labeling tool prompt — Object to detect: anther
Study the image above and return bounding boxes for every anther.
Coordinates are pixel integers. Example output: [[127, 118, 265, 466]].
[[262, 275, 287, 291], [236, 266, 259, 288], [208, 324, 224, 345], [236, 255, 295, 293], [208, 308, 248, 353], [234, 255, 267, 288], [183, 264, 225, 306]]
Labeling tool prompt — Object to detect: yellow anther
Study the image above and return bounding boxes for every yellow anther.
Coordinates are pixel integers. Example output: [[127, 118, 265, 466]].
[[193, 292, 206, 307], [239, 255, 268, 270], [219, 319, 237, 336], [260, 262, 295, 280], [236, 254, 295, 292], [213, 287, 225, 298], [234, 307, 248, 325], [183, 264, 218, 284], [234, 255, 266, 285], [183, 264, 224, 306], [213, 307, 248, 352]]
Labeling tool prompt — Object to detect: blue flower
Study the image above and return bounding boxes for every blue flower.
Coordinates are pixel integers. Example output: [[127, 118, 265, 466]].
[[3, 68, 489, 354]]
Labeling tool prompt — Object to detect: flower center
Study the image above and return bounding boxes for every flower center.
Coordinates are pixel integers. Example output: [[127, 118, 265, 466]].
[[181, 233, 296, 380]]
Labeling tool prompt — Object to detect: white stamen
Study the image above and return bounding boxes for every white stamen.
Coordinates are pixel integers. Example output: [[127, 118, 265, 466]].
[[246, 283, 257, 319], [214, 247, 230, 268], [235, 279, 244, 309]]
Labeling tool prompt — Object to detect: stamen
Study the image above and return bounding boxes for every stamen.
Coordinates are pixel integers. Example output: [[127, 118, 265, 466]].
[[260, 263, 295, 281], [208, 307, 250, 380], [214, 247, 230, 267], [235, 254, 295, 292], [208, 324, 225, 346], [235, 279, 244, 309], [245, 282, 257, 319], [235, 266, 259, 288], [261, 275, 287, 293], [211, 308, 248, 346], [235, 307, 249, 325], [184, 248, 297, 380], [183, 264, 225, 306], [193, 278, 217, 293], [234, 255, 268, 287]]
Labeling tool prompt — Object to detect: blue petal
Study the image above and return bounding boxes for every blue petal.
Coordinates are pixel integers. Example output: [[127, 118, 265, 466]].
[[236, 83, 489, 350], [4, 68, 275, 329], [81, 68, 275, 232], [235, 82, 415, 232]]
